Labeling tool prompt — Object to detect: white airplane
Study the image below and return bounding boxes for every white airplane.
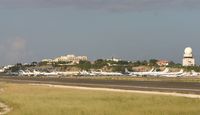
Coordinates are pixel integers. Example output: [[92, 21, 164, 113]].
[[42, 71, 58, 76], [147, 68, 170, 76], [79, 70, 90, 76], [0, 68, 5, 73], [125, 68, 184, 77], [18, 70, 58, 76], [3, 65, 14, 69], [6, 72, 19, 76], [79, 70, 96, 76], [189, 70, 200, 77], [90, 70, 123, 76], [18, 70, 33, 76], [32, 70, 46, 76], [57, 71, 79, 76], [0, 65, 14, 73], [125, 68, 155, 76], [160, 69, 184, 77], [90, 71, 102, 76], [98, 71, 123, 76]]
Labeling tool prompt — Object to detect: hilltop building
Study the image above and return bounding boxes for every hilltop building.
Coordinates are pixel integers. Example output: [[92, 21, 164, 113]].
[[106, 57, 122, 62], [53, 54, 87, 64], [156, 60, 169, 66], [41, 54, 88, 64], [182, 47, 195, 66]]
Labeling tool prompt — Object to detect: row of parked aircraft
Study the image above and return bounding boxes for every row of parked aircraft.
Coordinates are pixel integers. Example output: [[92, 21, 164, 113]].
[[79, 70, 124, 76], [80, 68, 200, 77], [0, 65, 14, 73], [78, 68, 185, 77], [13, 70, 124, 77], [15, 70, 80, 76], [0, 64, 199, 77], [5, 68, 199, 77], [124, 68, 185, 77]]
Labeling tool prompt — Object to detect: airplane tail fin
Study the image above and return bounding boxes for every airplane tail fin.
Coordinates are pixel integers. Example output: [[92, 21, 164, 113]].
[[163, 68, 169, 73], [149, 68, 155, 72], [125, 68, 130, 73], [191, 70, 196, 74], [33, 69, 37, 73], [179, 69, 184, 73], [18, 70, 25, 75]]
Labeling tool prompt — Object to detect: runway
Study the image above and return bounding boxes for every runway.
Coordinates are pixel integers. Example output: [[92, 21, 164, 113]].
[[0, 76, 200, 94]]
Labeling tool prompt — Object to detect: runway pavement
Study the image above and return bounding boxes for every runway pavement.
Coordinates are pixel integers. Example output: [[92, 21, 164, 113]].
[[0, 76, 200, 94]]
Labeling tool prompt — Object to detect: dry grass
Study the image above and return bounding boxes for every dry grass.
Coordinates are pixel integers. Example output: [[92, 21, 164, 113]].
[[0, 82, 200, 115], [73, 76, 200, 83], [0, 107, 3, 112]]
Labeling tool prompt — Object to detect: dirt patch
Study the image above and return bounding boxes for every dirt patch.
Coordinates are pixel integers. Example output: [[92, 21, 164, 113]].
[[0, 88, 11, 115], [0, 89, 4, 94], [0, 102, 11, 115], [0, 108, 3, 112]]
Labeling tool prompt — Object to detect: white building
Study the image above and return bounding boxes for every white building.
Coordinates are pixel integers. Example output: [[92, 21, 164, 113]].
[[156, 60, 169, 66], [106, 57, 121, 62], [53, 54, 88, 64], [182, 47, 195, 66]]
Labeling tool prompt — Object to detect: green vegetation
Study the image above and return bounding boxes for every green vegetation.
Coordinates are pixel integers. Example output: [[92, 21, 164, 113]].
[[6, 58, 200, 73], [93, 59, 108, 69], [183, 66, 200, 72], [78, 61, 92, 71], [149, 59, 158, 66], [0, 83, 200, 115], [9, 63, 24, 72]]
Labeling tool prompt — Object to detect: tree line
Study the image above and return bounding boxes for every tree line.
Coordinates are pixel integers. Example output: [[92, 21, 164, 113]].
[[6, 59, 200, 72]]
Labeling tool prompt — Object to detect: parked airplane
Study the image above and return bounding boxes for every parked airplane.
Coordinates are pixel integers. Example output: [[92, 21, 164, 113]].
[[79, 70, 96, 76], [18, 70, 58, 76], [125, 68, 184, 77], [42, 71, 58, 76], [18, 70, 33, 76], [0, 68, 4, 73], [159, 69, 184, 77], [125, 68, 155, 76], [187, 70, 200, 77], [90, 70, 123, 76], [147, 68, 170, 76], [32, 70, 43, 76], [6, 71, 19, 76], [57, 71, 79, 76], [98, 71, 123, 76], [0, 65, 14, 73], [4, 65, 14, 69]]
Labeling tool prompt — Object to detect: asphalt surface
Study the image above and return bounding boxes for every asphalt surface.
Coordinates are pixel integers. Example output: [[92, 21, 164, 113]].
[[0, 76, 200, 94]]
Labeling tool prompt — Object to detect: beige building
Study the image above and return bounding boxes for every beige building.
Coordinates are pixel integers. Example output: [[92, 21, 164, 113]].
[[182, 47, 195, 66], [53, 54, 88, 64], [156, 60, 169, 66]]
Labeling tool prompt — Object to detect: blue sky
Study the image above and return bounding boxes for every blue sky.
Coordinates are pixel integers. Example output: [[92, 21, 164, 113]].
[[0, 0, 200, 65]]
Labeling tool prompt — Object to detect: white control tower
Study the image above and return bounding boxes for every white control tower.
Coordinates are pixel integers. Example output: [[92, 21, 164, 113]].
[[182, 47, 195, 66]]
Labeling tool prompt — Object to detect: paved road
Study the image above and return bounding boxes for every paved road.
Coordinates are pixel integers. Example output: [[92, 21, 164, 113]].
[[0, 76, 200, 94]]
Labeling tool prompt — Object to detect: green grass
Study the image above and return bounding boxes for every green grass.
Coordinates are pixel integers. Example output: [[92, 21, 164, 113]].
[[0, 83, 200, 115]]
